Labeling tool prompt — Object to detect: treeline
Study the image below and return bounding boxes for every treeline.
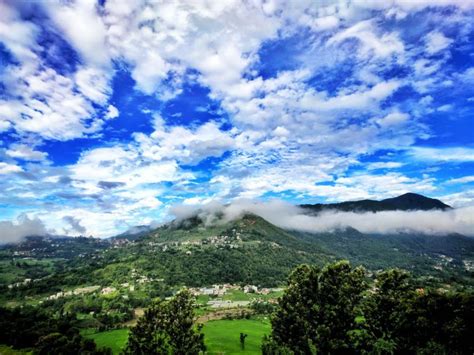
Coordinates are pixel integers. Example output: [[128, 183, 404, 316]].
[[0, 306, 111, 354], [263, 261, 473, 354]]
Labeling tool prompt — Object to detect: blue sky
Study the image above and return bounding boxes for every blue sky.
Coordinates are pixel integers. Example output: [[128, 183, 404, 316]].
[[0, 0, 473, 237]]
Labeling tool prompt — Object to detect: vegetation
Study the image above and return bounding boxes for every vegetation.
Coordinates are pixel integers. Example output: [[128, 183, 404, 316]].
[[124, 290, 205, 354], [0, 204, 473, 353], [83, 329, 129, 355], [263, 261, 474, 354], [0, 306, 110, 354], [203, 318, 271, 354]]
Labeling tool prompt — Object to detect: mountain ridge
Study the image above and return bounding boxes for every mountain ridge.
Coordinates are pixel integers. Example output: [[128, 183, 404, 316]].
[[300, 192, 451, 214]]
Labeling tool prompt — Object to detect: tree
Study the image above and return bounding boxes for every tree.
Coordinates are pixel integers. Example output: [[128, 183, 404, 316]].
[[124, 290, 205, 354], [360, 268, 413, 354], [263, 261, 366, 354], [357, 268, 474, 354]]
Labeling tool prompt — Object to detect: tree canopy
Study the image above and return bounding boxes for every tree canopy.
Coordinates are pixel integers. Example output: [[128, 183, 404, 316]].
[[263, 261, 474, 354], [124, 290, 205, 354]]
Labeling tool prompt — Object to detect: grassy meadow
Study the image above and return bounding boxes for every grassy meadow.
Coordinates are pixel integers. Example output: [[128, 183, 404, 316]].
[[203, 318, 271, 354], [82, 328, 129, 354], [81, 317, 271, 354]]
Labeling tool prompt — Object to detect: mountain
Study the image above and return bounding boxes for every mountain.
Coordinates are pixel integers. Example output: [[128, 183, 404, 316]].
[[1, 194, 472, 298], [300, 193, 451, 214], [109, 225, 154, 241], [85, 201, 473, 288]]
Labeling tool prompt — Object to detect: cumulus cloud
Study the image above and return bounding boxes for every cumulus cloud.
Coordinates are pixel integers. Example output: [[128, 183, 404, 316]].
[[425, 31, 453, 54], [0, 3, 113, 141], [0, 162, 23, 174], [170, 199, 474, 237], [105, 105, 119, 119], [327, 20, 404, 59], [408, 147, 474, 162], [135, 120, 235, 165], [1, 0, 473, 238], [446, 176, 474, 184], [43, 0, 110, 67], [0, 215, 49, 244], [62, 216, 86, 235], [6, 144, 48, 161]]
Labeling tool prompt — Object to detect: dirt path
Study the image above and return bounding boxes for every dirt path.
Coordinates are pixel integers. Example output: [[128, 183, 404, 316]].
[[196, 308, 252, 323], [125, 306, 252, 326]]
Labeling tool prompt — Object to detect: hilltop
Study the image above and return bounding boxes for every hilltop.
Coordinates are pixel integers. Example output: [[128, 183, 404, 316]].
[[300, 192, 451, 213]]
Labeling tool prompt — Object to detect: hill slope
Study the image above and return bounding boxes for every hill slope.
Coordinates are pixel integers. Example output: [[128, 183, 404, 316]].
[[1, 195, 472, 300]]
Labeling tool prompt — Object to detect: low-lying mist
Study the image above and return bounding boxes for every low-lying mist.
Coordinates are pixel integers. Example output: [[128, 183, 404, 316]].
[[171, 199, 474, 237], [0, 215, 48, 244]]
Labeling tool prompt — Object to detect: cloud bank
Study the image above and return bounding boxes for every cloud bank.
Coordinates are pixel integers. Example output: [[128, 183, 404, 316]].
[[0, 215, 49, 244], [171, 200, 474, 237]]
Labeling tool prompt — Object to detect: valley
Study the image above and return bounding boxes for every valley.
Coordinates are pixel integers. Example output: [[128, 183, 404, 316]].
[[0, 194, 473, 353]]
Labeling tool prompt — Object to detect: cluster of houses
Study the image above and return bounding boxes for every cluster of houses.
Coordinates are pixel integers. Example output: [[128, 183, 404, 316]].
[[144, 229, 246, 253], [43, 268, 164, 301], [7, 278, 32, 289], [189, 283, 280, 297], [110, 238, 135, 248], [46, 285, 101, 300], [130, 268, 164, 284], [463, 259, 473, 272], [433, 254, 454, 271], [190, 283, 240, 296]]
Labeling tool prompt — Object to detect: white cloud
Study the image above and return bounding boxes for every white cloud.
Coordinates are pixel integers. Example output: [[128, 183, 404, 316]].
[[327, 20, 404, 59], [440, 189, 474, 208], [171, 199, 474, 237], [437, 104, 452, 112], [62, 215, 86, 235], [105, 104, 119, 119], [367, 162, 404, 170], [70, 146, 180, 189], [44, 0, 110, 67], [376, 112, 409, 128], [0, 120, 12, 132], [409, 147, 474, 162], [75, 67, 111, 104], [0, 3, 113, 141], [354, 0, 474, 12], [135, 121, 235, 165], [425, 31, 453, 54], [6, 144, 48, 161], [446, 176, 474, 184], [0, 162, 22, 174], [1, 0, 473, 238]]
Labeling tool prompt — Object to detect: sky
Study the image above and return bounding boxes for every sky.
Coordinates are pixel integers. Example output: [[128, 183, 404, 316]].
[[0, 0, 473, 238]]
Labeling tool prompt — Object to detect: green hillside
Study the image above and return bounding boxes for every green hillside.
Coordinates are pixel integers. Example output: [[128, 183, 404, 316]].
[[2, 210, 473, 304]]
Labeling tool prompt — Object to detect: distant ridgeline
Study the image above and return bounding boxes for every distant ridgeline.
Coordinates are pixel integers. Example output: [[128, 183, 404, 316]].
[[300, 192, 451, 213]]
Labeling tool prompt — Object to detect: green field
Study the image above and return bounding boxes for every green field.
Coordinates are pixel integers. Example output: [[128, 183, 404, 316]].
[[203, 318, 271, 354], [83, 328, 129, 354], [83, 318, 270, 354], [0, 345, 32, 354]]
